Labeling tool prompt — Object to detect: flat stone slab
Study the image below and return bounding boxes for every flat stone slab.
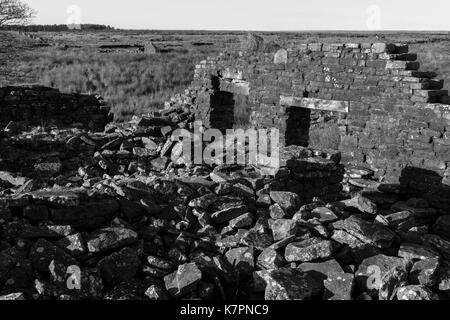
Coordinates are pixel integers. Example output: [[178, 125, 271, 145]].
[[280, 96, 349, 113]]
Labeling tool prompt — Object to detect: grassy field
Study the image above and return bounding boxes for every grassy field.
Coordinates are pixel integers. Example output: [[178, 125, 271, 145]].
[[1, 30, 449, 122]]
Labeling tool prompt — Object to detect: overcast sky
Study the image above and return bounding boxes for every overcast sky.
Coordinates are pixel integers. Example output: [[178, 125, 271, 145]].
[[23, 0, 450, 30]]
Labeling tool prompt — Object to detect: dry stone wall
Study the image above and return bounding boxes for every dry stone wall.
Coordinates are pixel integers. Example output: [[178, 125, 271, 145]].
[[0, 85, 111, 131], [191, 40, 450, 212]]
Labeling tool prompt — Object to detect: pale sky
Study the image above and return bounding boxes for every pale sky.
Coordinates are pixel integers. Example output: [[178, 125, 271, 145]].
[[23, 0, 450, 31]]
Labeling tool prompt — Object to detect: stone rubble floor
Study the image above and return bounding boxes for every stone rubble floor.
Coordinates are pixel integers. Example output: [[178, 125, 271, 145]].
[[1, 104, 450, 301]]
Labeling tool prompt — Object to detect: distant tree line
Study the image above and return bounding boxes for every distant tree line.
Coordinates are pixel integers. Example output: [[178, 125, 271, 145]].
[[0, 24, 115, 32]]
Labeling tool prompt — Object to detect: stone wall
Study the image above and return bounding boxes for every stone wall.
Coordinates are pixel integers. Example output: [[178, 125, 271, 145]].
[[0, 85, 111, 131], [190, 40, 450, 212]]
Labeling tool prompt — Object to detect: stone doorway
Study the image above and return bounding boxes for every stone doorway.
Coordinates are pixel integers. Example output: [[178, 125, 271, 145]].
[[281, 96, 349, 150]]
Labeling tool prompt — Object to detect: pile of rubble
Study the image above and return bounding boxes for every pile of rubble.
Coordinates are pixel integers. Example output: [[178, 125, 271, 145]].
[[1, 100, 450, 301]]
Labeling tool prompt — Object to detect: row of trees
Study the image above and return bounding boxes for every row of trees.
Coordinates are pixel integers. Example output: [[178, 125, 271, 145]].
[[1, 24, 115, 32]]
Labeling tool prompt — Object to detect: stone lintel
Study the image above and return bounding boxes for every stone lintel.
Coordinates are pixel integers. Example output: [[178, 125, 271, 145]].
[[280, 96, 349, 113]]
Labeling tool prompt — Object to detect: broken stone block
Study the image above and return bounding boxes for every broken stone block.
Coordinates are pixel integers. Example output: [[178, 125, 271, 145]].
[[437, 266, 450, 293], [241, 33, 264, 52], [310, 207, 338, 223], [332, 215, 396, 249], [270, 191, 301, 216], [378, 266, 409, 300], [145, 285, 169, 300], [0, 171, 27, 186], [396, 285, 438, 300], [409, 257, 440, 286], [331, 229, 366, 248], [324, 273, 355, 300], [86, 227, 138, 253], [0, 292, 25, 300], [423, 234, 450, 260], [398, 242, 440, 260], [225, 247, 254, 280], [285, 237, 339, 262], [297, 259, 345, 280], [269, 219, 298, 242], [56, 233, 86, 256], [146, 255, 174, 272], [188, 193, 217, 209], [211, 204, 249, 224], [97, 247, 140, 285], [164, 262, 202, 298], [340, 195, 377, 215], [259, 268, 323, 300], [151, 157, 169, 171], [190, 251, 233, 283], [240, 219, 274, 250], [269, 203, 289, 219], [229, 212, 253, 229], [274, 48, 288, 64], [257, 248, 285, 270]]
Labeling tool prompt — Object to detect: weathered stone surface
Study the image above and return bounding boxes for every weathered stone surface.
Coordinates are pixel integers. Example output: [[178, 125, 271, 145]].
[[257, 248, 285, 270], [257, 268, 323, 300], [378, 266, 409, 300], [86, 227, 138, 253], [285, 237, 339, 262], [280, 96, 349, 113], [324, 273, 355, 300], [269, 219, 298, 242], [409, 257, 440, 286], [398, 242, 440, 260], [274, 48, 288, 64], [164, 262, 202, 298], [396, 285, 438, 300], [332, 215, 396, 249], [310, 207, 338, 223], [269, 191, 301, 216], [340, 195, 377, 215], [145, 285, 169, 300], [56, 233, 86, 256], [0, 292, 25, 300], [229, 212, 254, 229]]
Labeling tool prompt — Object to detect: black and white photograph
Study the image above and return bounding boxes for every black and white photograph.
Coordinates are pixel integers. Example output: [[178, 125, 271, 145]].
[[0, 0, 450, 313]]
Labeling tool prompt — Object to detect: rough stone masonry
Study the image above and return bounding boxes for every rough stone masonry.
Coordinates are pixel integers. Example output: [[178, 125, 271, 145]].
[[191, 37, 450, 213], [1, 37, 450, 301]]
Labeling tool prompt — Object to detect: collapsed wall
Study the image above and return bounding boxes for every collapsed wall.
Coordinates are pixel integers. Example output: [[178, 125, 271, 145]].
[[0, 85, 111, 131], [191, 39, 450, 212]]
